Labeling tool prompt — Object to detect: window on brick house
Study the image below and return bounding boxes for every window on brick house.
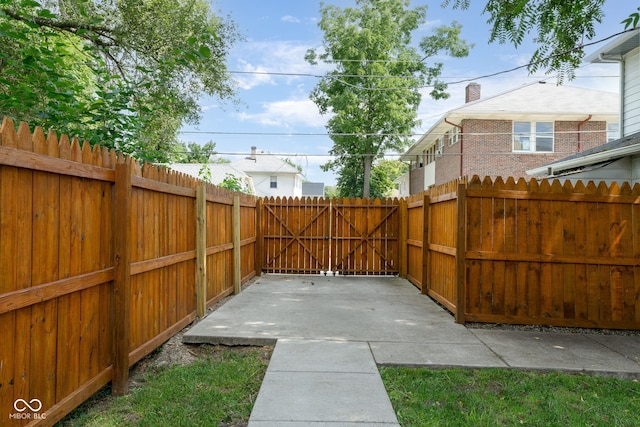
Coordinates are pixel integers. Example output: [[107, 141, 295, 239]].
[[513, 121, 553, 152], [448, 127, 460, 146]]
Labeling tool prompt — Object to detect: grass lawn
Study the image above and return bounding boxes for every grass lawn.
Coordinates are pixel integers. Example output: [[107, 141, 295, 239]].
[[56, 345, 271, 427], [380, 367, 640, 427]]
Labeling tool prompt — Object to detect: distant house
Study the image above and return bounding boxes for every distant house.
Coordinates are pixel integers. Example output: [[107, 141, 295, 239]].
[[302, 182, 325, 197], [165, 163, 255, 194], [527, 29, 640, 185], [400, 82, 619, 193], [232, 147, 303, 198]]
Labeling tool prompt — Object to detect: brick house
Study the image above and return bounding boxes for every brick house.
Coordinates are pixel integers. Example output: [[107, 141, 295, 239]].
[[400, 82, 619, 194]]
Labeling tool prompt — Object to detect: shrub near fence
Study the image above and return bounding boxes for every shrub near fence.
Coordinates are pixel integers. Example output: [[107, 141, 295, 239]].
[[408, 175, 640, 330], [0, 118, 258, 426]]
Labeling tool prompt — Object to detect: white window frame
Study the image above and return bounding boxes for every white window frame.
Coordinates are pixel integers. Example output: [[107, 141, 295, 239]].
[[513, 121, 554, 153], [270, 175, 277, 188], [448, 127, 460, 146], [435, 138, 444, 156]]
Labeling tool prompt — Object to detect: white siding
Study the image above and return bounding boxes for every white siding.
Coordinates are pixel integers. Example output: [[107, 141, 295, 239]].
[[623, 47, 640, 136], [424, 161, 436, 189], [632, 155, 640, 186], [249, 172, 302, 198]]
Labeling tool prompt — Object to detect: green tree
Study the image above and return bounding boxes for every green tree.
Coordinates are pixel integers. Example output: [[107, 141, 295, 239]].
[[443, 1, 639, 81], [174, 141, 218, 164], [306, 0, 470, 197], [335, 158, 408, 198], [0, 0, 239, 161], [219, 173, 248, 193]]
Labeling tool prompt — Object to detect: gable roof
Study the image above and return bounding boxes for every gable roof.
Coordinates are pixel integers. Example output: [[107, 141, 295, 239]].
[[527, 130, 640, 177], [402, 82, 619, 159], [450, 82, 618, 118], [233, 149, 301, 175]]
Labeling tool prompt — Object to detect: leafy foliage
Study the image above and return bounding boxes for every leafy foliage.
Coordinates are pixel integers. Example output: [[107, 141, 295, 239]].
[[307, 0, 470, 197], [218, 174, 246, 193], [335, 158, 408, 198], [0, 0, 239, 162], [174, 141, 219, 164], [444, 0, 638, 81], [622, 7, 640, 30]]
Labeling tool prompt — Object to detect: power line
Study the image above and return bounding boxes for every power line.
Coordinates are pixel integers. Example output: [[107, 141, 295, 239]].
[[228, 29, 633, 89], [180, 129, 616, 137]]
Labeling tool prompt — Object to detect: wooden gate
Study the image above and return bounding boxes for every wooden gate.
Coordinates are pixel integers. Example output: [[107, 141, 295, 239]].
[[261, 197, 400, 275]]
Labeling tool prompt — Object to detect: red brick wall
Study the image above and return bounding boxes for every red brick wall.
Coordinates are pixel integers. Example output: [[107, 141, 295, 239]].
[[434, 119, 608, 185]]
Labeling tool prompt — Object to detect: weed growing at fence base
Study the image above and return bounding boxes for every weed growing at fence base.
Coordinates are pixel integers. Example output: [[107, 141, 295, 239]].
[[380, 367, 640, 427], [57, 345, 271, 426]]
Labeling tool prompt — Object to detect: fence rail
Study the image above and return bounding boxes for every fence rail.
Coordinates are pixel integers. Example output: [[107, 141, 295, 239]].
[[0, 118, 258, 426]]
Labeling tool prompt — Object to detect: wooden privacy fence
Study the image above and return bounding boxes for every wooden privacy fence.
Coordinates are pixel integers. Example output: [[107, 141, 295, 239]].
[[407, 175, 640, 330], [261, 197, 401, 275], [0, 118, 258, 426]]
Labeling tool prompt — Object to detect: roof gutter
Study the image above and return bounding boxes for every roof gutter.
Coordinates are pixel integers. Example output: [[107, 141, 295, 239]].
[[444, 118, 463, 176], [577, 115, 592, 151], [598, 53, 623, 63], [527, 143, 640, 177]]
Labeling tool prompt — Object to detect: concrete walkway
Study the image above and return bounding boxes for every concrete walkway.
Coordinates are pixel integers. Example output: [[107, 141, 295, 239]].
[[183, 275, 640, 426]]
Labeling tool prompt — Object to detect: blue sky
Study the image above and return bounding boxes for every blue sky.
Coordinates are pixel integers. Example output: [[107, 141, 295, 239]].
[[180, 0, 631, 185]]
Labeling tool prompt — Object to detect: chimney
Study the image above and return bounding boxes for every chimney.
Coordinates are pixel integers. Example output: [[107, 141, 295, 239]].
[[250, 146, 257, 161], [465, 82, 481, 103]]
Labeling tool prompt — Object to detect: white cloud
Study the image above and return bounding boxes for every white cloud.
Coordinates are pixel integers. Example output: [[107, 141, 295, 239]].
[[233, 60, 275, 90], [230, 40, 331, 90], [237, 98, 327, 128], [281, 15, 301, 23]]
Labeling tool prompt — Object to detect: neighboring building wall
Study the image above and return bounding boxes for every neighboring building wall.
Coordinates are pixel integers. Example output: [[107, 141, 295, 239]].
[[409, 165, 425, 194], [434, 119, 608, 185], [251, 172, 302, 197], [435, 128, 465, 185], [624, 46, 640, 136], [632, 154, 640, 185]]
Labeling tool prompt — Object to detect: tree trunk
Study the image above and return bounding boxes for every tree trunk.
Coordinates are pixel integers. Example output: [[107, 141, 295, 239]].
[[363, 154, 372, 198]]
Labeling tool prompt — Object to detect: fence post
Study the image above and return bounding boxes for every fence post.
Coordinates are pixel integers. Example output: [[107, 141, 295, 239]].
[[421, 193, 430, 295], [113, 159, 132, 396], [254, 198, 262, 276], [233, 195, 241, 294], [196, 185, 207, 318], [455, 182, 467, 324], [398, 198, 408, 278]]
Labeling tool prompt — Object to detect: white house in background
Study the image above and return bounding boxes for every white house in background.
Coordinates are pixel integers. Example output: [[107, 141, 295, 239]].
[[165, 163, 255, 194], [527, 29, 640, 185], [395, 173, 410, 197], [232, 147, 303, 198]]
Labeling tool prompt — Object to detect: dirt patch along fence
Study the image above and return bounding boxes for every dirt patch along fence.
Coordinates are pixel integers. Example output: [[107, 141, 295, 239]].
[[0, 118, 258, 426], [405, 175, 640, 330]]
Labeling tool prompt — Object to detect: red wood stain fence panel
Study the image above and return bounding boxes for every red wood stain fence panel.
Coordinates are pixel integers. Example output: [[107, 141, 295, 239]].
[[332, 197, 400, 275], [405, 192, 425, 289], [0, 119, 115, 426], [463, 175, 640, 329], [0, 118, 258, 426], [262, 197, 331, 274], [425, 180, 461, 311]]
